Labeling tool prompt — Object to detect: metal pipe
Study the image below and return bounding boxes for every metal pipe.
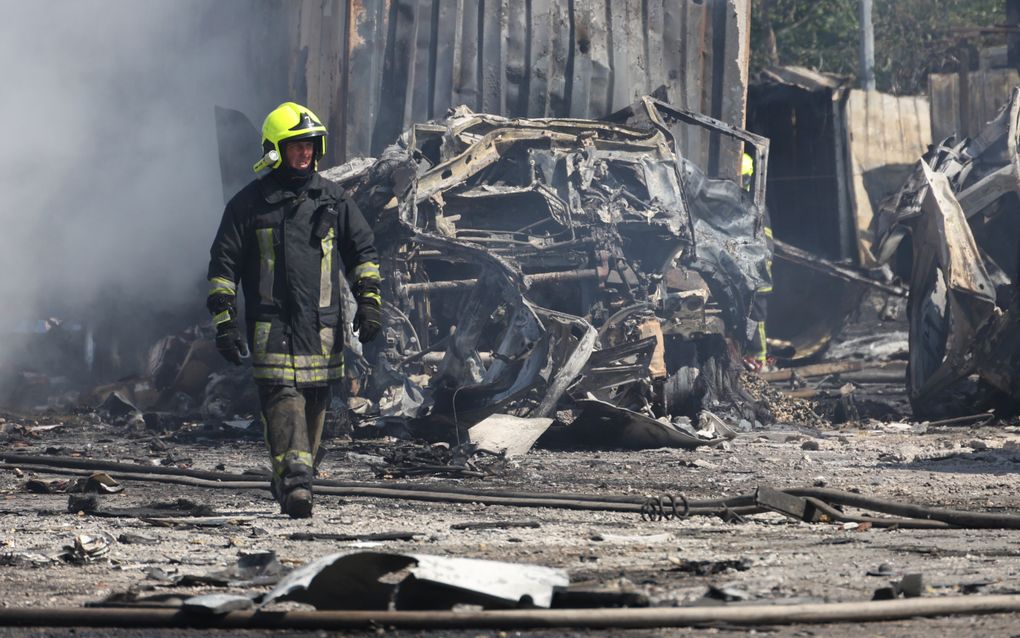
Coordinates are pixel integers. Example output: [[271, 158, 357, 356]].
[[859, 0, 876, 90], [402, 268, 599, 294], [4, 596, 1020, 629], [1009, 0, 1020, 71], [789, 487, 1020, 530]]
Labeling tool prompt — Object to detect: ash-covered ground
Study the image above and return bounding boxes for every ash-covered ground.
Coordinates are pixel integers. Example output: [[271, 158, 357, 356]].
[[2, 300, 1020, 637], [3, 406, 1020, 636]]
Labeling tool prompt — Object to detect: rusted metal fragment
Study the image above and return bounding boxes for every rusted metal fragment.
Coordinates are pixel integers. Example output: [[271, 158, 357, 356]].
[[754, 486, 822, 523], [566, 399, 736, 450]]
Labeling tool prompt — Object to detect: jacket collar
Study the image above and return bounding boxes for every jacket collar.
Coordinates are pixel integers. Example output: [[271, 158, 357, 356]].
[[259, 172, 324, 204]]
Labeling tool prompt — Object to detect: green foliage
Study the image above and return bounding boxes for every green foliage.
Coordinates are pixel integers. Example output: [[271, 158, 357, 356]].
[[752, 0, 1004, 94]]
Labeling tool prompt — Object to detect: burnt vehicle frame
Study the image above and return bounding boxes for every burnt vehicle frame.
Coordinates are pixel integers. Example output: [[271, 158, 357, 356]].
[[325, 96, 772, 443], [873, 86, 1020, 417]]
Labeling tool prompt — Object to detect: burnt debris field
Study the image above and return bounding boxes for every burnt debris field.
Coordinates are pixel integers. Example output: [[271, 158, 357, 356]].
[[6, 1, 1020, 636]]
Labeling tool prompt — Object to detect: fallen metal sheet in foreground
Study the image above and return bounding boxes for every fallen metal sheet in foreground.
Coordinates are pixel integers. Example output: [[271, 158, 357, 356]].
[[262, 552, 568, 611], [182, 594, 254, 616], [468, 414, 555, 458], [566, 399, 735, 450], [6, 596, 1020, 629]]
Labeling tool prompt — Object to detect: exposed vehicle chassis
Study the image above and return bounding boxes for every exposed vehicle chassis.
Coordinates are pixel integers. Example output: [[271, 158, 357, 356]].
[[322, 97, 772, 444]]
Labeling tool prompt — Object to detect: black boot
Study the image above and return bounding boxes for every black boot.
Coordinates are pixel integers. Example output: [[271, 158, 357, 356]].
[[280, 461, 314, 519], [282, 487, 313, 518]]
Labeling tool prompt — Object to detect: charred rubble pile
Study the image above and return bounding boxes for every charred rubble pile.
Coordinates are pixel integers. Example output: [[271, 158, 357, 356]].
[[3, 98, 788, 450], [872, 87, 1020, 419], [323, 97, 778, 448]]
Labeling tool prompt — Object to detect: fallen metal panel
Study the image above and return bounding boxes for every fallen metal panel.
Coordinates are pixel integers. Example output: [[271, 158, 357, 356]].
[[906, 164, 996, 408], [263, 552, 568, 611], [568, 399, 736, 450], [468, 414, 554, 458]]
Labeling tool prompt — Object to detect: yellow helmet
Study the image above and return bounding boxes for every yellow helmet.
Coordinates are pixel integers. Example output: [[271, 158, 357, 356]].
[[256, 102, 327, 172], [741, 152, 755, 178]]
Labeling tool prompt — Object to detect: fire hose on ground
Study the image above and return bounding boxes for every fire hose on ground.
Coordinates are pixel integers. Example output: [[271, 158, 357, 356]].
[[4, 453, 1020, 529]]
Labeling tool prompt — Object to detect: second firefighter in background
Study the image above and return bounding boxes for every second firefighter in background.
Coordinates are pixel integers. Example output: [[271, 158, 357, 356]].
[[742, 151, 772, 370], [206, 102, 381, 518]]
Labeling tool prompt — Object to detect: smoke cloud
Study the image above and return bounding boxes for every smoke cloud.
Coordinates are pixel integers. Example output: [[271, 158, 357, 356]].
[[0, 1, 277, 383]]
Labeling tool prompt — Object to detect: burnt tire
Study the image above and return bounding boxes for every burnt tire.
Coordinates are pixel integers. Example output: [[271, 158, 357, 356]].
[[907, 264, 979, 419]]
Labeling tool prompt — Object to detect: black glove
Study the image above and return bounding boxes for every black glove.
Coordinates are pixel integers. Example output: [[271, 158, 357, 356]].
[[215, 318, 248, 365], [208, 293, 247, 365], [352, 299, 382, 343]]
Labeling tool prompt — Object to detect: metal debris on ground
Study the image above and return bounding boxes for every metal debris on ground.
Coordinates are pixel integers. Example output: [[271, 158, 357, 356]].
[[288, 531, 423, 542], [667, 556, 753, 576], [0, 551, 55, 568], [371, 441, 506, 479], [181, 593, 255, 616], [261, 551, 568, 611], [176, 551, 285, 587], [61, 532, 115, 564], [98, 392, 143, 429], [547, 399, 738, 450], [466, 414, 554, 458]]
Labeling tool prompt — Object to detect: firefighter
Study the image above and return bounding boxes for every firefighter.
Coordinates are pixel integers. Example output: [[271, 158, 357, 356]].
[[742, 151, 772, 371], [207, 102, 382, 518]]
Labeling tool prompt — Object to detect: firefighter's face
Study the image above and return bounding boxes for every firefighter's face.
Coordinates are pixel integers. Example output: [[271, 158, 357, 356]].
[[284, 140, 315, 170]]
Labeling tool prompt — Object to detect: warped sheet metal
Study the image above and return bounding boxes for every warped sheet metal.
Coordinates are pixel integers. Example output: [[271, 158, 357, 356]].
[[568, 399, 737, 450], [467, 414, 555, 458], [324, 96, 770, 443], [262, 552, 568, 610], [873, 87, 1020, 417]]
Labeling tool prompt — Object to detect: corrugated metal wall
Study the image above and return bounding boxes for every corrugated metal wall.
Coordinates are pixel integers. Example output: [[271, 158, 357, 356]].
[[280, 0, 751, 174], [929, 69, 1020, 142]]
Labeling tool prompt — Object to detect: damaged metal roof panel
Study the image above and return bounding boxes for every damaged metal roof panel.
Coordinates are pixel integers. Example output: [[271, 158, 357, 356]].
[[276, 0, 751, 173], [758, 65, 845, 92]]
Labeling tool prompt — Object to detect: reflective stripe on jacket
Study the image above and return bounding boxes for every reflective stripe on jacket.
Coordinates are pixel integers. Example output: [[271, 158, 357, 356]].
[[207, 173, 380, 386]]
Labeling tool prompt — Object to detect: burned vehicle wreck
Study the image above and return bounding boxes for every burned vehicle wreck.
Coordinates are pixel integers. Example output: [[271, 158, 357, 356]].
[[873, 87, 1020, 418], [322, 97, 772, 447]]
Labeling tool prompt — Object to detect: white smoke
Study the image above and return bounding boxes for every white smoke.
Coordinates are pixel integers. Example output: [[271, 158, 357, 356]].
[[0, 1, 276, 381]]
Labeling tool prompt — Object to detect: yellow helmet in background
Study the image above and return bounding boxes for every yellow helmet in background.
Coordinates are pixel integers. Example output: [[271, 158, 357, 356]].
[[741, 152, 755, 178], [256, 102, 327, 172]]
